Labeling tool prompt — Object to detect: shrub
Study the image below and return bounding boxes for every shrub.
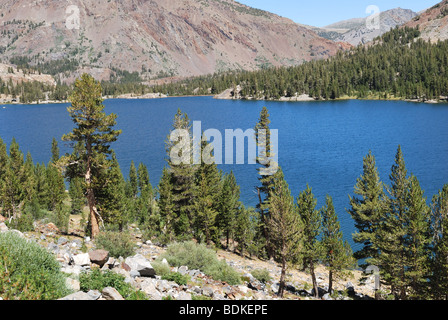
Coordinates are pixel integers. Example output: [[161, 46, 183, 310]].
[[0, 231, 71, 300], [79, 268, 147, 300], [151, 260, 171, 277], [160, 241, 241, 285], [95, 230, 135, 258], [162, 272, 190, 286], [251, 269, 272, 284]]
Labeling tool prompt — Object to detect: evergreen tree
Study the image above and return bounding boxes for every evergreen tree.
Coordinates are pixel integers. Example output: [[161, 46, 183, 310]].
[[61, 73, 121, 238], [194, 138, 222, 245], [234, 205, 260, 258], [267, 167, 302, 297], [255, 106, 276, 259], [217, 171, 241, 249], [405, 175, 431, 299], [165, 109, 197, 239], [429, 184, 448, 300], [376, 146, 430, 300], [348, 150, 386, 265], [297, 184, 321, 298], [69, 177, 84, 215], [51, 137, 60, 164], [321, 195, 355, 293], [99, 153, 127, 230], [157, 167, 176, 243], [2, 138, 24, 219]]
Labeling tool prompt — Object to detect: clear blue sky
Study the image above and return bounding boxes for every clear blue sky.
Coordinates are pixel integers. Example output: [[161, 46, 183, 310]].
[[238, 0, 440, 27]]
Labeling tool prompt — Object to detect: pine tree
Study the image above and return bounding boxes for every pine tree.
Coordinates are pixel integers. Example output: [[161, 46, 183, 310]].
[[297, 184, 321, 298], [267, 167, 302, 297], [165, 109, 197, 239], [321, 195, 356, 293], [234, 205, 260, 258], [158, 167, 176, 243], [69, 177, 84, 215], [2, 138, 24, 219], [61, 73, 121, 238], [429, 184, 448, 300], [376, 146, 430, 300], [22, 152, 37, 206], [194, 138, 222, 245], [51, 137, 60, 164], [348, 150, 387, 265], [255, 106, 276, 259], [128, 161, 138, 199], [99, 153, 127, 230], [405, 175, 430, 299], [217, 171, 240, 248]]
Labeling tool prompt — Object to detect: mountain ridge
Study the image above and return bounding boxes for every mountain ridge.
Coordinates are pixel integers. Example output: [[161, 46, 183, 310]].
[[0, 0, 347, 84]]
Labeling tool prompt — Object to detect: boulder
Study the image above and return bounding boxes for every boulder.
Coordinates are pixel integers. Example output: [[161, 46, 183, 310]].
[[89, 250, 109, 267], [65, 278, 80, 291], [178, 266, 188, 275], [0, 222, 8, 233], [140, 279, 162, 300], [124, 254, 155, 277], [58, 291, 96, 301], [86, 290, 102, 300], [72, 253, 91, 267], [102, 287, 124, 300]]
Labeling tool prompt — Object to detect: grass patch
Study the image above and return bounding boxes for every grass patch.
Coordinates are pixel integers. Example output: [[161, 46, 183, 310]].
[[159, 241, 241, 285]]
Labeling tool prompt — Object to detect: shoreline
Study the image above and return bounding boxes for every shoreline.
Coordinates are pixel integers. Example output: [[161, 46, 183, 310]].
[[1, 95, 447, 106]]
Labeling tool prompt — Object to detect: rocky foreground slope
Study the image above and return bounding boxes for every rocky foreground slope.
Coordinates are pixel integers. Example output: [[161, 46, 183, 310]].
[[0, 219, 376, 301]]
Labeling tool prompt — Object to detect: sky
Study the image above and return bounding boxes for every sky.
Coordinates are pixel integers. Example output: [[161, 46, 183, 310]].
[[238, 0, 441, 27]]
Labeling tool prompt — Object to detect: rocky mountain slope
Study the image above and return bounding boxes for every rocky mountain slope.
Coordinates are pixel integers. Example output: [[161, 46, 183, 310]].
[[0, 0, 347, 83], [404, 0, 448, 41], [306, 8, 418, 46]]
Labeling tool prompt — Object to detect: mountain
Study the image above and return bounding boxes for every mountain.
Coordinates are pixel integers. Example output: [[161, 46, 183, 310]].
[[404, 0, 448, 41], [308, 8, 417, 46], [0, 0, 347, 84]]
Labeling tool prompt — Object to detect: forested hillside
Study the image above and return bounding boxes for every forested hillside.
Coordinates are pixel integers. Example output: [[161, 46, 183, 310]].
[[153, 27, 448, 102]]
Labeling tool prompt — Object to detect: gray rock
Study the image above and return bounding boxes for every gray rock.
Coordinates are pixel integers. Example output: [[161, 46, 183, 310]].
[[130, 270, 140, 278], [140, 279, 162, 300], [0, 223, 8, 233], [65, 278, 80, 291], [125, 254, 155, 277], [72, 253, 91, 267], [58, 291, 96, 301], [87, 290, 102, 300], [102, 287, 124, 300], [176, 291, 192, 300], [57, 237, 69, 246], [202, 286, 214, 298], [178, 265, 188, 275]]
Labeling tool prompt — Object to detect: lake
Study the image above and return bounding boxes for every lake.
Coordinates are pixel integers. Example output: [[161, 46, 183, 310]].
[[1, 96, 448, 251]]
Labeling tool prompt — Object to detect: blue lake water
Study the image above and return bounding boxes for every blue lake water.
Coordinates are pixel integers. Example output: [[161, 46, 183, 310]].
[[1, 96, 448, 251]]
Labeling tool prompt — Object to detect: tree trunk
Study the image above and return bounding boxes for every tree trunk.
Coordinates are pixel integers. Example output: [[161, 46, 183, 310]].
[[278, 255, 287, 298], [310, 260, 319, 298], [85, 143, 100, 238], [328, 269, 333, 294]]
